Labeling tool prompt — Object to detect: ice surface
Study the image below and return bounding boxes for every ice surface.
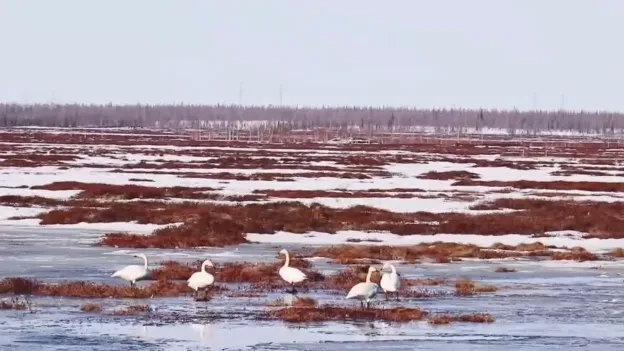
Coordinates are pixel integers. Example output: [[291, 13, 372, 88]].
[[1, 225, 624, 350]]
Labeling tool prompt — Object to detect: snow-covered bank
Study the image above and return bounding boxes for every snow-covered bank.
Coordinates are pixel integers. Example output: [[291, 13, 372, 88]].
[[246, 231, 624, 253]]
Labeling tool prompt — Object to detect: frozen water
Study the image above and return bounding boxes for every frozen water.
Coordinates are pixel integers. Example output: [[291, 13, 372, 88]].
[[1, 225, 624, 350]]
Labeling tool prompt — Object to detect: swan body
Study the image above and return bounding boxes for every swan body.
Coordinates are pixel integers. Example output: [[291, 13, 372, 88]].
[[346, 266, 380, 309], [187, 259, 215, 299], [278, 249, 307, 293], [111, 253, 151, 287], [380, 263, 401, 300]]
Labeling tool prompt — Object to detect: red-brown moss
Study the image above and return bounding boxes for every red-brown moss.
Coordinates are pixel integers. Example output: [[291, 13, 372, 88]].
[[429, 313, 495, 325], [267, 306, 429, 323], [418, 170, 481, 181]]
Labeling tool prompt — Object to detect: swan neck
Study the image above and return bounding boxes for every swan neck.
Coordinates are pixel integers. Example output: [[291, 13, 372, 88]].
[[365, 270, 373, 283], [201, 262, 207, 273], [283, 251, 290, 267], [142, 255, 148, 270]]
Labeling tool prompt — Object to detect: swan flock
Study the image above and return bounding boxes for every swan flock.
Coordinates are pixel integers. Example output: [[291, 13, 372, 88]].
[[111, 249, 402, 309]]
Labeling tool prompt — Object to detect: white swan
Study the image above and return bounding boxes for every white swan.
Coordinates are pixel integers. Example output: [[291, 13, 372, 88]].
[[111, 253, 151, 287], [379, 262, 401, 301], [278, 249, 307, 294], [187, 259, 215, 300], [346, 266, 380, 309]]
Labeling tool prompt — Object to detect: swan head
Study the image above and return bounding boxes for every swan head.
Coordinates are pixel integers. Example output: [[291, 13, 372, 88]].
[[368, 266, 377, 274], [202, 259, 214, 267], [279, 249, 288, 256], [133, 253, 146, 259], [380, 262, 394, 273]]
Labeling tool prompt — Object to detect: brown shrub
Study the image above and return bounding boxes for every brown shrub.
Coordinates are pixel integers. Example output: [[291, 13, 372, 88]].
[[151, 260, 198, 280], [404, 278, 448, 287], [217, 261, 323, 286], [608, 248, 624, 258], [41, 195, 624, 249], [494, 267, 517, 273], [418, 170, 481, 181], [455, 279, 498, 296], [549, 247, 598, 261], [0, 195, 62, 207], [267, 306, 429, 323], [31, 182, 217, 200], [293, 296, 318, 308], [314, 242, 516, 263], [454, 179, 624, 193], [253, 189, 422, 199], [0, 277, 39, 295], [0, 277, 190, 298], [80, 303, 103, 313], [429, 313, 495, 325]]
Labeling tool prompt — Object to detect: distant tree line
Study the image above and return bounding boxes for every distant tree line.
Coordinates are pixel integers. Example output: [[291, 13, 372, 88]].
[[1, 103, 622, 135]]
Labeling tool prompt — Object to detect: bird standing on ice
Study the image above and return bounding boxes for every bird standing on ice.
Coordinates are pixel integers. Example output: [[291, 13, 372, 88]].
[[346, 266, 380, 309], [111, 253, 151, 288], [187, 259, 215, 300], [379, 262, 401, 301], [278, 249, 307, 294]]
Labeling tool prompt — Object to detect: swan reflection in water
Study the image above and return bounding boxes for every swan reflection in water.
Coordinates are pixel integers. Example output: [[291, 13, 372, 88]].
[[190, 323, 213, 342]]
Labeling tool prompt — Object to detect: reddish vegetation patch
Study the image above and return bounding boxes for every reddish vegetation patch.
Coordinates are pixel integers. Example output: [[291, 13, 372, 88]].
[[314, 243, 519, 263], [253, 189, 426, 199], [0, 277, 190, 298], [0, 154, 79, 167], [455, 179, 624, 193], [429, 313, 496, 325], [31, 182, 217, 200], [267, 306, 429, 323], [80, 303, 103, 313], [0, 195, 62, 207], [418, 170, 481, 181], [404, 277, 449, 287], [455, 279, 498, 296], [151, 259, 322, 288], [551, 169, 611, 177]]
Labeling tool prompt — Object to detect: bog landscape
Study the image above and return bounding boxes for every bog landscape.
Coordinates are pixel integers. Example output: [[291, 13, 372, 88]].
[[2, 105, 624, 350]]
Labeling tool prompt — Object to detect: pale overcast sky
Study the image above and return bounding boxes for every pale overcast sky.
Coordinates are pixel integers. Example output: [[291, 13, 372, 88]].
[[0, 0, 622, 111]]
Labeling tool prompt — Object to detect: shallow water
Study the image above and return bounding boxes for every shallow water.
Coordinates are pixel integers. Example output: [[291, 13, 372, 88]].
[[1, 225, 624, 350]]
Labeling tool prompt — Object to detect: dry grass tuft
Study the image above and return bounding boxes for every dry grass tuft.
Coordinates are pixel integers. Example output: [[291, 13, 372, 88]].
[[608, 248, 624, 258], [293, 296, 318, 308], [494, 267, 517, 273], [455, 279, 498, 296], [267, 306, 429, 323], [80, 303, 103, 313]]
